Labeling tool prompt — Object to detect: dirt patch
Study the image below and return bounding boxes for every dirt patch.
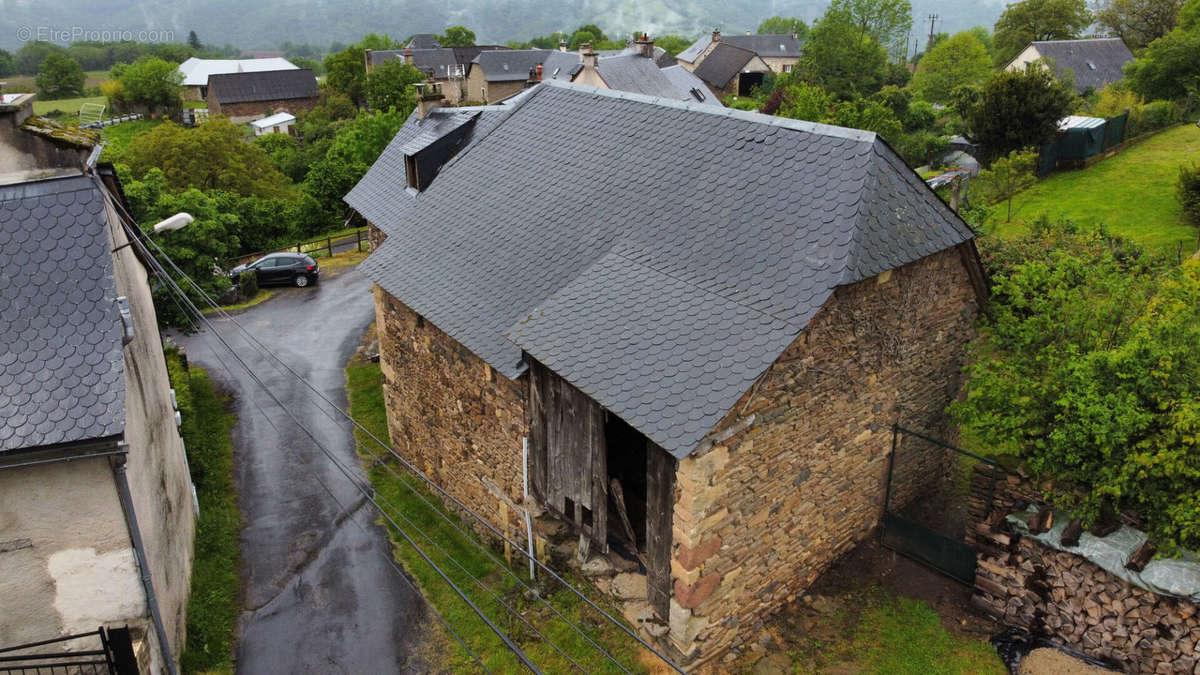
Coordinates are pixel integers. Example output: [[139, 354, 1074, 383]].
[[1018, 648, 1111, 675]]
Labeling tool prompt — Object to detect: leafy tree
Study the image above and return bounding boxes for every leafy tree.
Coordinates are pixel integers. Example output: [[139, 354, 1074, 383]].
[[568, 30, 597, 51], [125, 119, 291, 198], [0, 49, 13, 77], [359, 33, 402, 50], [324, 46, 368, 106], [187, 30, 203, 51], [758, 16, 810, 38], [255, 133, 308, 183], [1179, 163, 1200, 225], [14, 41, 65, 75], [771, 77, 835, 119], [364, 58, 423, 111], [801, 6, 891, 98], [955, 228, 1200, 553], [654, 35, 693, 58], [961, 65, 1075, 161], [828, 97, 903, 138], [290, 56, 323, 75], [994, 0, 1093, 63], [976, 148, 1039, 221], [115, 56, 183, 114], [910, 31, 992, 103], [1183, 0, 1200, 29], [303, 107, 408, 217], [1096, 0, 1185, 48], [528, 32, 569, 49], [967, 26, 997, 58], [35, 53, 85, 100], [829, 0, 913, 56], [438, 26, 477, 47], [1125, 21, 1200, 100], [574, 24, 608, 42]]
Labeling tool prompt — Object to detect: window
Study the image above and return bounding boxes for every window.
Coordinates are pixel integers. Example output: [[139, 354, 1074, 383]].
[[405, 154, 419, 190], [782, 64, 793, 73]]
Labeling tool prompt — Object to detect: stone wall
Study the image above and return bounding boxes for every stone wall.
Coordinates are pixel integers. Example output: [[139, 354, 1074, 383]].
[[373, 285, 529, 535], [206, 96, 318, 124], [667, 247, 980, 666], [968, 465, 1200, 673]]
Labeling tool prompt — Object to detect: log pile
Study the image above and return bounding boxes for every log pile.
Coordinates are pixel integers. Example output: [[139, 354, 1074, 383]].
[[968, 465, 1200, 674]]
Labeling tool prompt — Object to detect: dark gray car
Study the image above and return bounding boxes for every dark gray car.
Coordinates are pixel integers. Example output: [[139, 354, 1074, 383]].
[[231, 253, 320, 288]]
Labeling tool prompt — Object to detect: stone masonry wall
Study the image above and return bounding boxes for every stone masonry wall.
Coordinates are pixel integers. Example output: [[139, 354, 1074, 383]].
[[206, 96, 319, 124], [968, 464, 1200, 673], [667, 247, 980, 667], [373, 286, 529, 535]]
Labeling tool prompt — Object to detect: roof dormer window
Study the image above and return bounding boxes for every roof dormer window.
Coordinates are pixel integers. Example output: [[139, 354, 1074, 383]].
[[405, 154, 419, 190]]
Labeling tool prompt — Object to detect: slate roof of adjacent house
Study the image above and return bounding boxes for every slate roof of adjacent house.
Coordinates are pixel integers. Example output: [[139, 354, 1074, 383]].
[[346, 81, 973, 458], [178, 56, 298, 87], [541, 50, 583, 81], [369, 46, 511, 77], [208, 68, 318, 104], [678, 33, 803, 64], [595, 54, 704, 101], [660, 65, 721, 105], [692, 43, 758, 88], [0, 175, 126, 453], [407, 34, 440, 49], [470, 50, 552, 81], [1025, 38, 1134, 92]]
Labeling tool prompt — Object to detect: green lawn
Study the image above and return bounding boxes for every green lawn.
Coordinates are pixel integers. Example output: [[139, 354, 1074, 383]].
[[32, 95, 107, 117], [345, 344, 650, 673], [167, 350, 241, 674], [992, 124, 1200, 254]]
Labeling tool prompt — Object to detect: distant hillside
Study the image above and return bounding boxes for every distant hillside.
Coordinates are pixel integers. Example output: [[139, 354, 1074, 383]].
[[0, 0, 1005, 52]]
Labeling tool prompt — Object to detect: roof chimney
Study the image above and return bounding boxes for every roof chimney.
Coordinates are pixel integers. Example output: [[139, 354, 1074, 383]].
[[414, 80, 442, 119], [712, 29, 721, 42], [403, 46, 413, 64], [580, 42, 598, 68], [536, 63, 543, 81], [745, 30, 752, 36], [636, 32, 654, 58], [558, 39, 568, 52]]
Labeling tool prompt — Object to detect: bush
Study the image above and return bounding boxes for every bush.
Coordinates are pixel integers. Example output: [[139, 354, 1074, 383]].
[[1179, 163, 1200, 225], [237, 270, 258, 302], [893, 131, 949, 168], [1138, 100, 1183, 134]]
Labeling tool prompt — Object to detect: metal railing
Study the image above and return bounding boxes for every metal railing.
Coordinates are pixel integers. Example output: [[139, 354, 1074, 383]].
[[0, 627, 138, 674]]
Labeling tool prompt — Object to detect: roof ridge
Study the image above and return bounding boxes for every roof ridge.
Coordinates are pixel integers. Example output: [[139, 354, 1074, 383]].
[[539, 80, 877, 143]]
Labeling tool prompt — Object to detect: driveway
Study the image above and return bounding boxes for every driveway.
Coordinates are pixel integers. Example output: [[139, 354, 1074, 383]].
[[176, 267, 428, 673]]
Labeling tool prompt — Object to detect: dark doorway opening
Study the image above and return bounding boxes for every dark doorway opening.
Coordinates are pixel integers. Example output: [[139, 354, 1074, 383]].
[[738, 71, 765, 96], [605, 412, 648, 558]]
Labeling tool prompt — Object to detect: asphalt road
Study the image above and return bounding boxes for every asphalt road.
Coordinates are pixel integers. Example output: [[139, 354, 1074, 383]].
[[177, 267, 428, 673]]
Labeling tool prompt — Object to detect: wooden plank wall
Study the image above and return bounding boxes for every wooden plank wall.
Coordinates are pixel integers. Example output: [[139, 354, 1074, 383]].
[[645, 442, 676, 619]]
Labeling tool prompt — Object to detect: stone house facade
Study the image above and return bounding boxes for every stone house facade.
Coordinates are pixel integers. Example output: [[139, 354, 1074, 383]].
[[347, 80, 983, 666], [677, 30, 803, 77], [0, 100, 196, 673], [206, 68, 319, 124]]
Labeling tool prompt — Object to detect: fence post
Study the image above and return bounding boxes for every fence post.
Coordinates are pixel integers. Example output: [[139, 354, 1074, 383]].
[[327, 237, 333, 258], [356, 228, 363, 252]]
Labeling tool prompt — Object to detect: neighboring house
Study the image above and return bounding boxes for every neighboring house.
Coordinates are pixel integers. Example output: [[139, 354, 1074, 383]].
[[1005, 38, 1135, 93], [406, 33, 440, 50], [250, 111, 296, 136], [465, 49, 552, 103], [177, 56, 298, 100], [544, 40, 718, 106], [345, 80, 985, 665], [0, 94, 195, 673], [678, 30, 804, 75], [365, 46, 511, 105], [691, 42, 772, 98], [206, 68, 319, 124], [239, 50, 285, 59]]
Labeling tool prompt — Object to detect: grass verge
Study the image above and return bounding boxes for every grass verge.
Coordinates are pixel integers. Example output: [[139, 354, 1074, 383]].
[[789, 587, 1005, 674], [345, 335, 649, 673], [201, 289, 276, 315], [167, 349, 240, 674], [990, 124, 1200, 254]]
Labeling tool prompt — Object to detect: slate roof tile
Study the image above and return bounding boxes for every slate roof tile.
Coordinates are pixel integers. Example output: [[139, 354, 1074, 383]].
[[208, 68, 318, 104], [0, 175, 126, 453]]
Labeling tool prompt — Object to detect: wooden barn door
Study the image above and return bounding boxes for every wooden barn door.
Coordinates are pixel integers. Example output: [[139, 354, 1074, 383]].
[[528, 360, 608, 550]]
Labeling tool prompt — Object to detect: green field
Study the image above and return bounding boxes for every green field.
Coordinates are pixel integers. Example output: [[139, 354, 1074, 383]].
[[1, 69, 109, 92], [992, 124, 1200, 254], [32, 95, 107, 117]]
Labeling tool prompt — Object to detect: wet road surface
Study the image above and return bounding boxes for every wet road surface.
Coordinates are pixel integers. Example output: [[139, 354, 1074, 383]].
[[177, 268, 427, 673]]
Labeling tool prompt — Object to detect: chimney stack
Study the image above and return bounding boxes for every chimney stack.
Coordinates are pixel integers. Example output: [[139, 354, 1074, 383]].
[[414, 80, 442, 119], [536, 63, 543, 81], [558, 39, 568, 52], [580, 42, 598, 68], [712, 28, 721, 42], [635, 32, 654, 58]]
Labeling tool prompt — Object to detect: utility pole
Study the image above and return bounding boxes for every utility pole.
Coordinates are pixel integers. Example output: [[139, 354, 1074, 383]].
[[927, 14, 939, 50]]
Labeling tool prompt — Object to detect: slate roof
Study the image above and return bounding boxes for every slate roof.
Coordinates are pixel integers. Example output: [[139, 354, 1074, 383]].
[[1026, 38, 1134, 93], [208, 68, 318, 104], [693, 43, 758, 89], [346, 81, 973, 458], [177, 57, 298, 87], [0, 175, 126, 453], [595, 54, 702, 101], [407, 34, 440, 50], [660, 65, 721, 105], [471, 50, 552, 82], [541, 50, 583, 81], [678, 34, 803, 63]]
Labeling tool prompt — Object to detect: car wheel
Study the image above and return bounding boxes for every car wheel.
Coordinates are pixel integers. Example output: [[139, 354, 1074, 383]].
[[294, 275, 309, 288]]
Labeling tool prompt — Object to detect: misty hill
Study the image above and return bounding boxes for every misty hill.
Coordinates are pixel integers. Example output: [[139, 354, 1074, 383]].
[[0, 0, 1006, 53]]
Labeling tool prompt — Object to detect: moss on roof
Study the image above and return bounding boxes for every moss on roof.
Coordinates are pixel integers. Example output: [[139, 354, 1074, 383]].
[[20, 116, 100, 149]]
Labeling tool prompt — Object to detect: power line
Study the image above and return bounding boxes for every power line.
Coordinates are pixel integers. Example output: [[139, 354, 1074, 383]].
[[106, 192, 540, 673], [122, 197, 684, 672]]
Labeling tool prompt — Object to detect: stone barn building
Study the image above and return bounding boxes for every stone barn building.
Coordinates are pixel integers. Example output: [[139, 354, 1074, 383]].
[[345, 81, 985, 667], [206, 68, 319, 124]]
